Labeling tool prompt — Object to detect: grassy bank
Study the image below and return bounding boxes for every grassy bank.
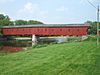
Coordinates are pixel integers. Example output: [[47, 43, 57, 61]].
[[0, 41, 100, 75]]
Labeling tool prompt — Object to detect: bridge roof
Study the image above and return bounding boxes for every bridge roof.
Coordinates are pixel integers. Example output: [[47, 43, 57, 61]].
[[0, 24, 89, 28]]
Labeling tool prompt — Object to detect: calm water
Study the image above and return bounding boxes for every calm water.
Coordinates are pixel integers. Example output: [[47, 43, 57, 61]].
[[0, 40, 32, 52], [0, 37, 67, 52]]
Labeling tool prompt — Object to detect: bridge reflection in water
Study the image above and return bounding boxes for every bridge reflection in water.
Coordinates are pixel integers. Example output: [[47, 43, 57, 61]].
[[0, 40, 32, 52], [0, 46, 23, 52], [0, 37, 67, 52]]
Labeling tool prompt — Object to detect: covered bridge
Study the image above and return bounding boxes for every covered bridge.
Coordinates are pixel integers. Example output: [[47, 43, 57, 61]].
[[0, 23, 89, 44], [1, 24, 89, 36]]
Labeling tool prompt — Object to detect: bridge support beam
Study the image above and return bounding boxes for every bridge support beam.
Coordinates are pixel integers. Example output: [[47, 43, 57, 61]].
[[32, 35, 37, 46]]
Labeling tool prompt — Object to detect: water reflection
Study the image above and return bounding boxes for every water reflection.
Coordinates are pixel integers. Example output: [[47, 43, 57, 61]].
[[39, 37, 67, 43], [0, 36, 67, 52], [0, 46, 23, 52], [0, 40, 32, 52]]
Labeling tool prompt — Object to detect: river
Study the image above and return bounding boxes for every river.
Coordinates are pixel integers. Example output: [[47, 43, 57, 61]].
[[0, 36, 67, 52]]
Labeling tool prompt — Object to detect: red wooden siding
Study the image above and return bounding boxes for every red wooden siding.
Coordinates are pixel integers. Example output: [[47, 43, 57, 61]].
[[0, 28, 2, 33], [2, 26, 88, 36], [99, 30, 100, 36]]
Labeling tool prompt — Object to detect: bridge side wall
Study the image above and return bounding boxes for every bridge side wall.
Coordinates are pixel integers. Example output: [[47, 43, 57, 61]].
[[99, 30, 100, 36], [0, 28, 2, 33], [2, 26, 88, 36]]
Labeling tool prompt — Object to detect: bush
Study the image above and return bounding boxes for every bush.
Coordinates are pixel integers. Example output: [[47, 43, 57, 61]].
[[32, 44, 47, 48], [84, 35, 97, 41], [67, 36, 82, 42]]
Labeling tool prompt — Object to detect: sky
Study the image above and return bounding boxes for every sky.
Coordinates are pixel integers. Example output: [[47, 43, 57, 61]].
[[0, 0, 100, 24]]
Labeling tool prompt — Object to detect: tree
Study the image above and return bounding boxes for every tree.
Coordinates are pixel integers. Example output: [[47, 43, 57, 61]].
[[15, 20, 28, 25], [0, 14, 44, 26], [0, 20, 13, 26], [27, 20, 43, 25], [0, 14, 13, 26], [0, 14, 5, 20], [0, 14, 10, 20], [14, 20, 43, 25], [5, 15, 10, 21], [86, 21, 100, 35]]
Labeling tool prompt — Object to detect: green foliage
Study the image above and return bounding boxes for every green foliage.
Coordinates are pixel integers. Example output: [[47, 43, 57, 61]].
[[67, 36, 81, 42], [15, 20, 28, 25], [0, 14, 5, 20], [32, 44, 47, 48], [84, 35, 100, 42], [84, 35, 96, 41], [27, 20, 43, 24], [0, 41, 100, 75], [0, 20, 13, 26], [4, 15, 10, 21], [0, 14, 10, 20], [15, 20, 43, 25], [0, 14, 43, 26], [86, 21, 100, 35], [0, 14, 13, 26]]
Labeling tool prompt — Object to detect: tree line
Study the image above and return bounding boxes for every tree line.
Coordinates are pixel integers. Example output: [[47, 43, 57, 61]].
[[86, 21, 100, 35], [0, 14, 43, 26]]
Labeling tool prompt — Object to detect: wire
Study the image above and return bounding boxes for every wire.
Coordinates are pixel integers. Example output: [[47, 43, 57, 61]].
[[87, 0, 97, 9]]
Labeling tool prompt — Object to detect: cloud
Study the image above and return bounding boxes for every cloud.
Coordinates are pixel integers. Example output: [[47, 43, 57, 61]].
[[18, 2, 39, 14], [0, 0, 14, 3], [16, 2, 48, 20], [56, 6, 68, 12]]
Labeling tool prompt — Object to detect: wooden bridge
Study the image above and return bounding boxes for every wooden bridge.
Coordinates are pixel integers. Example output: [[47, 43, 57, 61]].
[[0, 23, 89, 44], [0, 24, 89, 36]]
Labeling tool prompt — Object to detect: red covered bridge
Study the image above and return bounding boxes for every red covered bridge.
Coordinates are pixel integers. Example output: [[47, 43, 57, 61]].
[[1, 24, 89, 36], [0, 24, 89, 44]]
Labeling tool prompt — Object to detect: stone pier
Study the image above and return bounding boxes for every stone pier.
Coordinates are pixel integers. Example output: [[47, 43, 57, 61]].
[[32, 35, 37, 46]]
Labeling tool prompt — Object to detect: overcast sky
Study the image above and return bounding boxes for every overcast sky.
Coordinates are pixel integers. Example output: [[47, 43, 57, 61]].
[[0, 0, 100, 24]]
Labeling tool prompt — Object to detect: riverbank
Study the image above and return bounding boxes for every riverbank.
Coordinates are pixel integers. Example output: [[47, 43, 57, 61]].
[[0, 40, 99, 75]]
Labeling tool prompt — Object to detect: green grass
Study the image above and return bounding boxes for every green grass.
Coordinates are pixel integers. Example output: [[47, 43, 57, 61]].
[[0, 41, 100, 75]]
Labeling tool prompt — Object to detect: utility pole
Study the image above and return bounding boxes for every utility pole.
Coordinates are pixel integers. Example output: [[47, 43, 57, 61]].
[[87, 0, 100, 45], [97, 5, 99, 45]]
